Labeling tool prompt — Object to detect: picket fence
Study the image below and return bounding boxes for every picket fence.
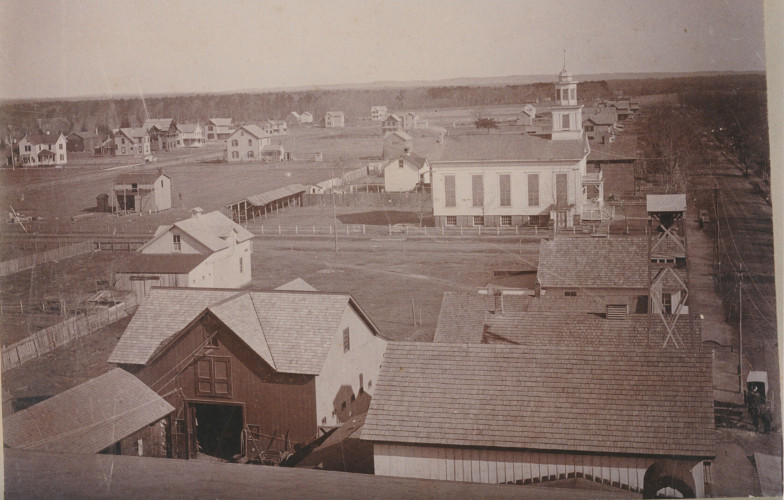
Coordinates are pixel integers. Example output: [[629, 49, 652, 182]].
[[0, 241, 94, 277], [1, 297, 138, 372]]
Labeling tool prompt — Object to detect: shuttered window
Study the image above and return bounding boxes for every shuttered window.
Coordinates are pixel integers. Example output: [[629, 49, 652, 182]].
[[472, 175, 483, 207], [528, 174, 539, 206], [195, 357, 232, 398], [499, 174, 511, 207], [444, 175, 456, 207]]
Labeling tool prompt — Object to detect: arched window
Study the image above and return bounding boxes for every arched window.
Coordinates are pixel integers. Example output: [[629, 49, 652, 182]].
[[247, 151, 254, 158], [231, 139, 238, 147], [231, 151, 239, 159]]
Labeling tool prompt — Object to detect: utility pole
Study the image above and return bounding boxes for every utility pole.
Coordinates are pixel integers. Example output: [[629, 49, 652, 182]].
[[738, 265, 744, 394], [330, 170, 338, 252]]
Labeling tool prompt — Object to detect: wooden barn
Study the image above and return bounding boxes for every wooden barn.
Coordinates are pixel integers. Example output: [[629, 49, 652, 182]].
[[111, 171, 172, 213], [108, 287, 388, 461], [3, 369, 173, 457], [362, 342, 715, 498]]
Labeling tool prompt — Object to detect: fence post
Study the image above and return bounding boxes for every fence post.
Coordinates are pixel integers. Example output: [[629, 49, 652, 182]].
[[388, 224, 391, 235], [346, 225, 349, 235], [497, 226, 500, 236], [313, 225, 315, 234], [295, 225, 298, 235], [261, 225, 264, 235], [362, 224, 365, 235], [516, 226, 519, 235], [441, 226, 444, 236], [278, 225, 281, 235]]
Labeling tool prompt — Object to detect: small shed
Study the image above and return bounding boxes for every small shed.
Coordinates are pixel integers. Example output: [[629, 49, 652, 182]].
[[112, 171, 172, 213], [96, 193, 110, 213]]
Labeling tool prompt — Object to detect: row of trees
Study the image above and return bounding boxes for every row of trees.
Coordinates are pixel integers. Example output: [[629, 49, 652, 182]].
[[684, 90, 770, 182]]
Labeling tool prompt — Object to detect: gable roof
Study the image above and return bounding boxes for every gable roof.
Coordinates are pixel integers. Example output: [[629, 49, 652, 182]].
[[362, 342, 715, 458], [537, 237, 648, 289], [230, 124, 270, 140], [140, 210, 254, 253], [143, 118, 173, 131], [108, 288, 241, 364], [583, 111, 616, 126], [383, 130, 412, 142], [433, 292, 532, 343], [431, 133, 587, 162], [117, 253, 208, 274], [178, 123, 201, 133], [3, 369, 173, 454], [118, 127, 149, 143], [326, 111, 344, 118], [21, 133, 64, 146], [109, 288, 382, 374], [208, 118, 232, 126], [521, 104, 536, 116], [68, 130, 100, 140], [383, 154, 427, 171], [275, 278, 317, 291], [384, 114, 402, 123], [113, 171, 168, 185]]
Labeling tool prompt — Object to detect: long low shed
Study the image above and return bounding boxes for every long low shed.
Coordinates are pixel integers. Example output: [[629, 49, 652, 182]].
[[224, 183, 306, 223]]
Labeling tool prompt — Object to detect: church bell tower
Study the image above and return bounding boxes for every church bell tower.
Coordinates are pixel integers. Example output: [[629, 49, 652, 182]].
[[551, 52, 583, 141]]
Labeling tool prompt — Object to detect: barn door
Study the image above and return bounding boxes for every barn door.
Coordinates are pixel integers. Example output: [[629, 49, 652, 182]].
[[187, 403, 199, 459]]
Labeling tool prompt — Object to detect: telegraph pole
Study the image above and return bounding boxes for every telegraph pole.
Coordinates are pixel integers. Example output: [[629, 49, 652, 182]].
[[330, 170, 338, 252], [738, 265, 744, 393]]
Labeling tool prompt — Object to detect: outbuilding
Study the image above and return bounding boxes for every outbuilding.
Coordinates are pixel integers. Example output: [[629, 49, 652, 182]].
[[111, 171, 172, 213]]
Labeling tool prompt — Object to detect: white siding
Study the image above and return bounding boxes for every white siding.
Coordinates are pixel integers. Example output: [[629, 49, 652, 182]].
[[314, 305, 387, 426], [373, 443, 703, 495]]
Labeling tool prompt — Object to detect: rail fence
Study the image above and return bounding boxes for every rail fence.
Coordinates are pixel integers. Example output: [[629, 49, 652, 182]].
[[251, 223, 608, 238], [1, 296, 139, 372], [0, 240, 94, 277], [302, 192, 430, 208]]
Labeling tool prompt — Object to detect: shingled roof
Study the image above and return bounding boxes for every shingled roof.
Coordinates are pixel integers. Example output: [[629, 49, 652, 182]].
[[109, 288, 381, 374], [140, 210, 254, 253], [114, 171, 169, 185], [362, 342, 715, 458], [3, 369, 173, 454], [116, 253, 208, 274], [431, 133, 587, 162], [537, 237, 648, 289]]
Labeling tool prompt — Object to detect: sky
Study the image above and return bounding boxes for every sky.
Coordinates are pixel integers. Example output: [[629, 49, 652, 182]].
[[0, 0, 769, 100]]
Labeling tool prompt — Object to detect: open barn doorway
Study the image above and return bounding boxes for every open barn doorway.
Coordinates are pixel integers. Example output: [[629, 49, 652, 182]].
[[188, 402, 244, 460]]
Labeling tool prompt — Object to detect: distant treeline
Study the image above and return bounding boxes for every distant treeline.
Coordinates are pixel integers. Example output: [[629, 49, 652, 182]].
[[0, 73, 766, 140]]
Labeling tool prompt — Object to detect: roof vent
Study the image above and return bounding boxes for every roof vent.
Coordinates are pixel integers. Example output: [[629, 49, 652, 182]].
[[606, 304, 627, 320]]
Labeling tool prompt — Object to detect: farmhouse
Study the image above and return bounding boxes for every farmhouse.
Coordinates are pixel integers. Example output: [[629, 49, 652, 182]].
[[429, 65, 600, 228], [227, 124, 271, 161], [264, 120, 288, 135], [119, 209, 254, 298], [403, 111, 419, 130], [300, 111, 314, 123], [3, 369, 173, 457], [17, 133, 67, 166], [382, 130, 413, 159], [66, 130, 101, 153], [371, 105, 388, 121], [285, 111, 301, 128], [362, 342, 714, 498], [517, 104, 537, 126], [112, 171, 172, 213], [113, 127, 151, 156], [382, 154, 430, 192], [144, 118, 178, 151], [582, 108, 617, 144], [178, 123, 205, 147], [382, 114, 402, 134], [206, 118, 235, 141], [324, 111, 345, 128], [108, 287, 388, 459]]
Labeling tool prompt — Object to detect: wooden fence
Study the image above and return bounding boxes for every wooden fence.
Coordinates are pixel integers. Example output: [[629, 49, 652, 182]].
[[0, 241, 94, 277], [302, 192, 430, 208], [1, 296, 138, 372]]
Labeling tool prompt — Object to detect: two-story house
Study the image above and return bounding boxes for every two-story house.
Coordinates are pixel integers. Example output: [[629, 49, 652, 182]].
[[205, 118, 235, 141], [17, 133, 67, 166], [226, 125, 271, 162], [113, 128, 151, 156], [324, 111, 345, 128], [178, 123, 204, 147], [371, 106, 388, 121], [115, 209, 254, 301]]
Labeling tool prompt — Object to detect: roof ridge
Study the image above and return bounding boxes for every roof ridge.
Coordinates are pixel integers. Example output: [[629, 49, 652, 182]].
[[248, 292, 276, 370]]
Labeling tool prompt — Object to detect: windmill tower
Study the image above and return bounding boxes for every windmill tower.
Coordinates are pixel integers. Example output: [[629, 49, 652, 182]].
[[647, 194, 691, 347]]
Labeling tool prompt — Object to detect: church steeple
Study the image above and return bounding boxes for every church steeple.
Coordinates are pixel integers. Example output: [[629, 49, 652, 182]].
[[551, 51, 583, 140]]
